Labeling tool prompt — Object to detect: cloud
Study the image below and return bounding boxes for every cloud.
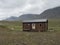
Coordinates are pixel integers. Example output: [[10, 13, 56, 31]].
[[0, 0, 29, 20], [0, 0, 60, 20], [0, 0, 27, 8]]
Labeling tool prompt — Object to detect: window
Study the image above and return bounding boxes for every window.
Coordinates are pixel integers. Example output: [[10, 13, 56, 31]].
[[27, 24, 30, 26], [40, 24, 41, 26], [24, 24, 30, 30], [32, 23, 35, 29]]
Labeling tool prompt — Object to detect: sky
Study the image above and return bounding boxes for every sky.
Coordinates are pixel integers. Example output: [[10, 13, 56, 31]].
[[0, 0, 60, 20]]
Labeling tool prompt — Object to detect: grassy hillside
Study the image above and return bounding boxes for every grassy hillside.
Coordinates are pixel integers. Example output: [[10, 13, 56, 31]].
[[48, 19, 60, 32], [0, 21, 22, 31], [0, 19, 60, 45]]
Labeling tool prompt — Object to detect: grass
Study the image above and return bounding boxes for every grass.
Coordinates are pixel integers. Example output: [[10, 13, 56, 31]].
[[48, 19, 60, 32], [0, 19, 60, 45]]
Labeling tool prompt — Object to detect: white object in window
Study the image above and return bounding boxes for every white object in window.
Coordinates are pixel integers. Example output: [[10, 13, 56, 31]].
[[32, 23, 35, 29]]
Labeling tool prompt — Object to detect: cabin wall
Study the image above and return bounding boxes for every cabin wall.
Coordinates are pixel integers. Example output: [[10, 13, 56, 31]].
[[23, 23, 31, 31], [23, 22, 48, 32], [35, 23, 46, 32], [45, 22, 48, 31]]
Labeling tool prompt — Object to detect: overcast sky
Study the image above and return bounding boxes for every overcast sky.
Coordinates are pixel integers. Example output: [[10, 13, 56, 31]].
[[0, 0, 60, 20]]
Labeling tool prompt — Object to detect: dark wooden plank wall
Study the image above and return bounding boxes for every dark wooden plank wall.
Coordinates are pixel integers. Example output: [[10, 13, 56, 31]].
[[35, 23, 45, 32], [23, 22, 48, 32], [23, 23, 31, 31]]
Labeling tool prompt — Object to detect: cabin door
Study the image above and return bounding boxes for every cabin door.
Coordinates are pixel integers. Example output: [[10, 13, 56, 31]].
[[31, 23, 36, 31]]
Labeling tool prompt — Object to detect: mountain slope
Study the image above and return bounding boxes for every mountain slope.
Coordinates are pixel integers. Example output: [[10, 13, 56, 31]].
[[18, 7, 60, 20], [4, 6, 60, 21], [39, 7, 60, 19], [17, 14, 40, 20], [5, 16, 18, 21]]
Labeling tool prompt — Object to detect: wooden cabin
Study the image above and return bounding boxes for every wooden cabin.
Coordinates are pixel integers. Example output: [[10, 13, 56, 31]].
[[22, 19, 48, 32]]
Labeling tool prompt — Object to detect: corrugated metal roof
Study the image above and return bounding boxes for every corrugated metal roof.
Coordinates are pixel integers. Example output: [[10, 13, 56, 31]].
[[22, 19, 48, 22]]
